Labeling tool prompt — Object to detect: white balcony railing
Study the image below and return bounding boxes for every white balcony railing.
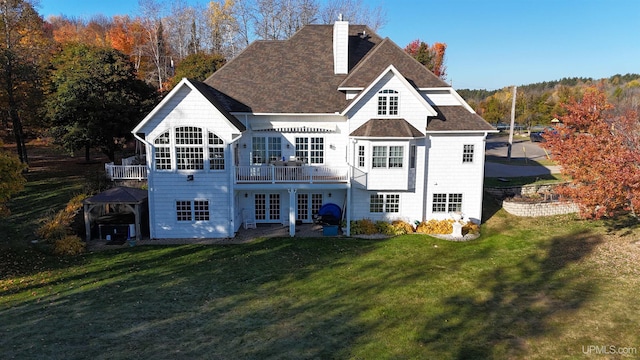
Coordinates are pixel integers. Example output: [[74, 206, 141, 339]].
[[105, 163, 148, 180], [235, 165, 348, 184]]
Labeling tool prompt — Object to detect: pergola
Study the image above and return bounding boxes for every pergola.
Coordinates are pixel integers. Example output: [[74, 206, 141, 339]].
[[83, 187, 148, 241]]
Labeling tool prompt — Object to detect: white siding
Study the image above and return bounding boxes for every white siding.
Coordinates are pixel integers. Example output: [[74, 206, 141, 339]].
[[347, 72, 429, 136], [144, 84, 240, 239], [425, 134, 486, 223]]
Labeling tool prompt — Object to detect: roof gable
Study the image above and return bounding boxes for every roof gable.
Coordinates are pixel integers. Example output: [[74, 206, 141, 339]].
[[341, 65, 437, 116], [339, 38, 449, 89], [133, 78, 245, 135]]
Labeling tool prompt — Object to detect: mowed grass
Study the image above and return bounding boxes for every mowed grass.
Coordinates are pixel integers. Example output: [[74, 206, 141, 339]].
[[1, 146, 640, 359]]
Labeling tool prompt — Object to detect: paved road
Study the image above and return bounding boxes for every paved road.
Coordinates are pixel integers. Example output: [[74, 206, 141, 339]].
[[484, 134, 561, 177]]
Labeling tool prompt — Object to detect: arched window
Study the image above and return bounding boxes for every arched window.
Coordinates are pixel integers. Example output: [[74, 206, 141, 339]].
[[377, 89, 399, 116], [208, 132, 225, 170], [175, 126, 203, 170], [154, 131, 171, 170]]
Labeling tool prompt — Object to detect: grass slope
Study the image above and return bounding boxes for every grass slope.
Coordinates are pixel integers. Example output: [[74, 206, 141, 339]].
[[1, 145, 639, 359]]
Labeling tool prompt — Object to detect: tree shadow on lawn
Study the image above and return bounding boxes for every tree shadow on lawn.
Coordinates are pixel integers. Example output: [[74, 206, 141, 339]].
[[416, 230, 602, 359], [1, 231, 602, 359]]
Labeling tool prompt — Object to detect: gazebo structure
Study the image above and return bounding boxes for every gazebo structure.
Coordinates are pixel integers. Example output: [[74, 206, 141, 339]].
[[83, 187, 148, 242]]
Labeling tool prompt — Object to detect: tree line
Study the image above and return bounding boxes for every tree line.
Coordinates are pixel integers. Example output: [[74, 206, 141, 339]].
[[0, 0, 387, 166], [458, 73, 640, 129]]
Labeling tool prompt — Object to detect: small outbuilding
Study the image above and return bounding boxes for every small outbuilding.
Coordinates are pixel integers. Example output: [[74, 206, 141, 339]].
[[83, 187, 148, 242]]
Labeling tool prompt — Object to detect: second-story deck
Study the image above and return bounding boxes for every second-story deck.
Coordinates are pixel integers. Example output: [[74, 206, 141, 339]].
[[235, 165, 349, 184]]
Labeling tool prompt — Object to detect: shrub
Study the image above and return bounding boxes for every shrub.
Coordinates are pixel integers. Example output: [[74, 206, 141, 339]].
[[350, 219, 378, 235], [462, 222, 480, 235], [36, 193, 88, 244], [53, 235, 85, 256], [376, 221, 396, 236], [416, 219, 454, 234], [391, 220, 415, 235]]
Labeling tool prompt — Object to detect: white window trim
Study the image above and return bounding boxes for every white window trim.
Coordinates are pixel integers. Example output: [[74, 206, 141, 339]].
[[369, 193, 400, 213], [377, 89, 399, 116]]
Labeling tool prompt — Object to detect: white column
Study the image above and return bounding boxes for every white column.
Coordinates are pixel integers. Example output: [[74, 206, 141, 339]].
[[288, 188, 297, 237]]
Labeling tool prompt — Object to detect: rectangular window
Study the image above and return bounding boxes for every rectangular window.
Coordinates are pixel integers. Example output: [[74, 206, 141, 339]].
[[297, 194, 308, 221], [463, 144, 474, 163], [268, 137, 282, 162], [388, 95, 399, 115], [295, 137, 308, 163], [372, 146, 387, 168], [295, 137, 324, 164], [194, 200, 210, 221], [176, 201, 192, 221], [252, 137, 266, 164], [410, 145, 416, 169], [388, 146, 403, 168], [176, 147, 204, 170], [155, 146, 172, 170], [377, 96, 387, 115], [358, 145, 365, 168], [448, 193, 463, 212], [386, 194, 400, 213], [432, 193, 463, 213], [311, 194, 323, 216], [432, 194, 447, 213], [370, 194, 400, 213], [372, 145, 403, 168], [370, 194, 384, 213], [269, 194, 280, 220], [255, 194, 266, 220]]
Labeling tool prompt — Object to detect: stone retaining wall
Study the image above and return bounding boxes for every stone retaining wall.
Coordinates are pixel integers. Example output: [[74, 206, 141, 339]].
[[501, 199, 579, 217]]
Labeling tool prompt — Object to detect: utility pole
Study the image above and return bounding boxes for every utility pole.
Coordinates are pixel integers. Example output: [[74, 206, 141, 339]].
[[507, 85, 517, 161]]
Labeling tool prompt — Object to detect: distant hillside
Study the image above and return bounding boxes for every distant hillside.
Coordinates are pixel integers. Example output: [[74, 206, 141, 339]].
[[457, 73, 640, 127]]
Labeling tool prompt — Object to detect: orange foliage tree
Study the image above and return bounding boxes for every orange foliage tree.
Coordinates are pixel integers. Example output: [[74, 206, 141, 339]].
[[544, 87, 640, 219], [404, 39, 447, 79]]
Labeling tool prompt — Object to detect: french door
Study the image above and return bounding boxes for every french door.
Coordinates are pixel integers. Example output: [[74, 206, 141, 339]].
[[296, 193, 323, 222], [254, 193, 281, 222]]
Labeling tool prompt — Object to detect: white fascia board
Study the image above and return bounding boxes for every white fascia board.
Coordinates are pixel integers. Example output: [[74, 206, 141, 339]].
[[337, 87, 365, 91], [231, 112, 344, 117], [340, 65, 437, 117], [425, 130, 499, 135], [418, 87, 477, 113], [132, 77, 192, 134], [350, 136, 425, 140]]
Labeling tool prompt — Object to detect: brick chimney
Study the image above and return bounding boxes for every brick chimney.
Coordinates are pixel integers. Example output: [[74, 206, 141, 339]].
[[333, 15, 348, 75]]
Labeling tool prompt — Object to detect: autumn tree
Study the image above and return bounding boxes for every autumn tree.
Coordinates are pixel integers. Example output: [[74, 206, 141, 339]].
[[404, 39, 447, 79], [0, 0, 52, 164], [47, 44, 157, 162], [544, 87, 640, 219], [0, 141, 26, 216]]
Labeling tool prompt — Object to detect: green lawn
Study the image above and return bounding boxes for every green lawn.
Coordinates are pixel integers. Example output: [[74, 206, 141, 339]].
[[1, 146, 639, 359]]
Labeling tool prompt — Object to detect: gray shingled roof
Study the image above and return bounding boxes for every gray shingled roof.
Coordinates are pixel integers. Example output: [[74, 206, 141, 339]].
[[202, 23, 492, 133], [204, 24, 384, 114], [189, 80, 246, 131], [339, 38, 449, 89], [427, 106, 496, 132], [350, 119, 424, 137], [84, 187, 148, 205]]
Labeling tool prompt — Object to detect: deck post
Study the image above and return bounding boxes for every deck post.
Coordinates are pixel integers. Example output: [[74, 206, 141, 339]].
[[288, 188, 296, 237]]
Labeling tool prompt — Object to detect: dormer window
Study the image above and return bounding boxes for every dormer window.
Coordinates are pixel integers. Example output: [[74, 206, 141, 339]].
[[377, 89, 399, 116]]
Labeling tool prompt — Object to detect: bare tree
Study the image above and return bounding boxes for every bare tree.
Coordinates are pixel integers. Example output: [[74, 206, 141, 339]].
[[165, 0, 193, 61], [138, 0, 169, 90], [320, 0, 387, 31]]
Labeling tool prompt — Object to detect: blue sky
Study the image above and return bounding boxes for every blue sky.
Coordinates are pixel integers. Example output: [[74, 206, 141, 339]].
[[38, 0, 640, 90]]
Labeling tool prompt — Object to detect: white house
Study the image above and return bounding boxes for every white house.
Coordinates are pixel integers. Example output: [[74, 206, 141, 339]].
[[131, 20, 496, 240]]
